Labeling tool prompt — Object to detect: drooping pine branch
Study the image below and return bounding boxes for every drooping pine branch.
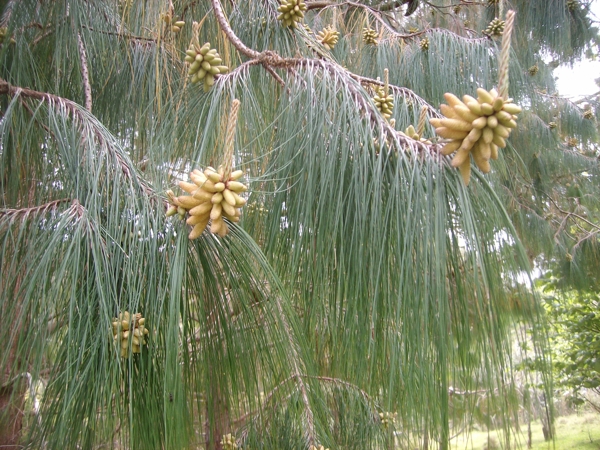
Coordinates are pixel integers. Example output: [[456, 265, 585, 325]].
[[0, 79, 156, 199]]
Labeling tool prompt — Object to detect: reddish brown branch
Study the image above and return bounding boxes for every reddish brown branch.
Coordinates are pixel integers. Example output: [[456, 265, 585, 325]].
[[210, 0, 260, 59], [0, 198, 72, 217]]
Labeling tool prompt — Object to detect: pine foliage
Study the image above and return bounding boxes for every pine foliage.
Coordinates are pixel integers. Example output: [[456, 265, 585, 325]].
[[0, 0, 598, 449]]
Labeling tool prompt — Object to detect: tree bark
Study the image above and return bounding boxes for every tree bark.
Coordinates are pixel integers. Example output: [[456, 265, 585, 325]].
[[0, 275, 25, 447], [0, 376, 25, 446], [204, 384, 230, 450]]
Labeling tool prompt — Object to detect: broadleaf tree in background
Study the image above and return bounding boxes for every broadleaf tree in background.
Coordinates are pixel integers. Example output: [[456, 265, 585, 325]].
[[0, 0, 598, 449]]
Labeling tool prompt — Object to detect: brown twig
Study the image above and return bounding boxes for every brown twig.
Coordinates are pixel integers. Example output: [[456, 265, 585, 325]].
[[18, 96, 52, 134], [81, 25, 159, 43], [31, 27, 56, 46], [545, 193, 600, 233], [0, 198, 72, 218], [307, 0, 424, 13], [262, 64, 285, 86], [306, 0, 337, 9], [17, 22, 44, 32]]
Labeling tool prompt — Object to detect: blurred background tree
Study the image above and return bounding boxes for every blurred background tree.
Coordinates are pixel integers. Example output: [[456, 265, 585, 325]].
[[0, 0, 598, 449]]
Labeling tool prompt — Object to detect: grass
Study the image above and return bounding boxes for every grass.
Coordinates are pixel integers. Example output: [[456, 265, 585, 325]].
[[449, 412, 600, 449]]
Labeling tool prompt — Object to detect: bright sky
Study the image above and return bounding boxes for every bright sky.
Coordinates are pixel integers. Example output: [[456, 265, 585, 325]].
[[554, 59, 599, 98], [553, 0, 600, 98]]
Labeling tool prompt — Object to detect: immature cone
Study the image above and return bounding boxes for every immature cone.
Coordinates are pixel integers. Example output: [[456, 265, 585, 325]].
[[185, 41, 228, 92], [112, 311, 150, 358], [171, 20, 185, 33], [362, 27, 378, 45], [431, 87, 522, 185], [317, 26, 340, 50], [483, 18, 505, 37], [277, 0, 306, 28], [404, 124, 419, 140]]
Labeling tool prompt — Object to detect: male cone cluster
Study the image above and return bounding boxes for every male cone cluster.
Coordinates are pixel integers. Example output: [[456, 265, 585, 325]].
[[379, 411, 397, 429], [430, 88, 522, 185], [362, 27, 378, 45], [167, 166, 247, 239], [221, 433, 237, 450], [277, 0, 306, 28], [317, 26, 340, 50], [112, 311, 149, 358], [309, 446, 329, 450], [373, 86, 394, 120], [420, 37, 429, 51], [185, 42, 228, 91], [484, 18, 505, 37]]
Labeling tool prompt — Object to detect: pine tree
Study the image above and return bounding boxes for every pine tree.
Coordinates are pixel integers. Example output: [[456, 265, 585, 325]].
[[0, 0, 598, 448]]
